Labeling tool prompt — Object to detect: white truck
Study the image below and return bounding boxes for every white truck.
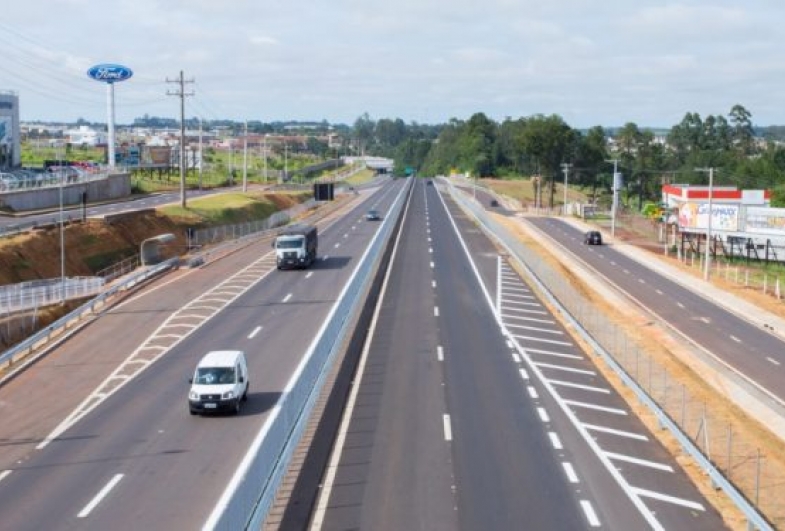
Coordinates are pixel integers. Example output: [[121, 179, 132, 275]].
[[273, 224, 318, 269]]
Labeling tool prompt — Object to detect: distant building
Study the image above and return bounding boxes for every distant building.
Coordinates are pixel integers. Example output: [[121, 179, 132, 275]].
[[0, 90, 21, 170], [65, 125, 107, 146]]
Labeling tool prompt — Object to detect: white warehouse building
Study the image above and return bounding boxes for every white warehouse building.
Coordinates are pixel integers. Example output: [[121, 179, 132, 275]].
[[0, 90, 21, 170]]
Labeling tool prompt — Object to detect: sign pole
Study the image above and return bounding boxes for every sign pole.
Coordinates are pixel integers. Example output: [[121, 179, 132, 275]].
[[107, 82, 116, 169]]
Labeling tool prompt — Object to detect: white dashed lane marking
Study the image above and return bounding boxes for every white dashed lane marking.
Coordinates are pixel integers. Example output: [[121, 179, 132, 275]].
[[443, 415, 452, 441], [581, 500, 601, 527], [563, 462, 579, 483], [78, 473, 124, 518]]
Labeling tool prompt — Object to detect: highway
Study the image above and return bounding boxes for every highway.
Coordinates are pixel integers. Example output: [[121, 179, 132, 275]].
[[0, 178, 405, 530], [311, 180, 727, 530], [527, 217, 785, 407], [0, 176, 731, 530]]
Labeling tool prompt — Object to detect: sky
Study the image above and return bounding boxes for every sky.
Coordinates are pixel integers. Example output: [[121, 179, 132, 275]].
[[2, 1, 784, 129]]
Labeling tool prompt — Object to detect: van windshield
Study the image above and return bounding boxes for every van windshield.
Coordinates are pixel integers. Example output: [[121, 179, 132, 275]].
[[195, 367, 235, 385]]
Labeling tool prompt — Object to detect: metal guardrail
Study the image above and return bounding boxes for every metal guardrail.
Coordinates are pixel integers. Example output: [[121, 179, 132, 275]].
[[204, 179, 412, 531], [0, 259, 177, 374], [445, 179, 773, 531]]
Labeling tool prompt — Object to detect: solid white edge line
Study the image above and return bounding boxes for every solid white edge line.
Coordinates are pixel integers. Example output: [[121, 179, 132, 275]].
[[308, 180, 412, 531], [443, 414, 453, 441], [580, 500, 601, 527], [77, 473, 124, 518]]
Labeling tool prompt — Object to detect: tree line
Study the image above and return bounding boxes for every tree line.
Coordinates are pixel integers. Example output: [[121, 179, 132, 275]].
[[354, 105, 785, 209]]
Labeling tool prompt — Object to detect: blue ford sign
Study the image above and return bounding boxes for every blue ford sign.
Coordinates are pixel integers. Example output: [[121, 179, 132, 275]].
[[87, 64, 133, 83]]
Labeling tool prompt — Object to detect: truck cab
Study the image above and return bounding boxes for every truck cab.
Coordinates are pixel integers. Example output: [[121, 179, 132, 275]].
[[274, 224, 318, 269]]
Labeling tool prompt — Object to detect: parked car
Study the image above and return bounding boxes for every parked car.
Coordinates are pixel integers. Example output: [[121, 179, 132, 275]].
[[365, 209, 382, 221], [584, 230, 603, 245]]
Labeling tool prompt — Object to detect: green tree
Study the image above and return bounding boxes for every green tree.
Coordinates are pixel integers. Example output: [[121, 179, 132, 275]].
[[519, 115, 577, 207]]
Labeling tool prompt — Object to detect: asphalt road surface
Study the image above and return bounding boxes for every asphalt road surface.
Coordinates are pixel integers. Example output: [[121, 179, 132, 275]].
[[311, 180, 727, 531], [528, 216, 785, 408], [0, 179, 405, 530]]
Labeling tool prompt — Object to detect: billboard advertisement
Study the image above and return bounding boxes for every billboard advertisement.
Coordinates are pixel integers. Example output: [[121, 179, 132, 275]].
[[745, 206, 785, 236], [678, 202, 739, 232]]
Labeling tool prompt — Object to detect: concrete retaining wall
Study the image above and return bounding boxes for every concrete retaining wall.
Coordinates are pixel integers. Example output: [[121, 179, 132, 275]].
[[0, 173, 132, 212]]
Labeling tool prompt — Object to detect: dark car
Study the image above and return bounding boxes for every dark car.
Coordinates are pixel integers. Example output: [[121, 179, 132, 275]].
[[365, 209, 381, 221], [490, 199, 499, 207], [584, 230, 602, 245]]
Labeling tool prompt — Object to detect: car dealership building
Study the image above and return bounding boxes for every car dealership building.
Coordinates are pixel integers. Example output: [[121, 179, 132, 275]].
[[0, 90, 20, 171]]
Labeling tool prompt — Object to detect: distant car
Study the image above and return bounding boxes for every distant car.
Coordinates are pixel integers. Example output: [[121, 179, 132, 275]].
[[490, 199, 499, 207], [365, 209, 381, 221], [426, 180, 433, 186], [584, 230, 602, 245]]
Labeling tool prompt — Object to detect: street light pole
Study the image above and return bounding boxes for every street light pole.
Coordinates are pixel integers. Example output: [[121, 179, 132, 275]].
[[242, 120, 248, 192], [198, 117, 203, 191], [263, 134, 268, 183], [58, 149, 65, 303], [696, 167, 715, 281], [561, 162, 572, 216], [606, 159, 620, 238]]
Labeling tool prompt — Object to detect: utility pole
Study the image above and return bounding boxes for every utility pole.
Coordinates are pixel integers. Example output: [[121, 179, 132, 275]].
[[198, 117, 203, 191], [561, 162, 572, 216], [283, 141, 288, 184], [166, 70, 194, 208], [606, 159, 620, 238], [242, 120, 248, 192], [696, 167, 716, 281], [263, 134, 268, 183]]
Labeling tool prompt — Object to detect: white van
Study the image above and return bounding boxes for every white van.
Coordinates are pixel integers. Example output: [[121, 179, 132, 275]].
[[188, 350, 249, 415]]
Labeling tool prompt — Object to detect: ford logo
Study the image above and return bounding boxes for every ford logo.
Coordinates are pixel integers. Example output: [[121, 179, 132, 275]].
[[87, 64, 133, 83]]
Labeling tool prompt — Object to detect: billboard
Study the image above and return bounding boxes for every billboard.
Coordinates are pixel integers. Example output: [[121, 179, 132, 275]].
[[678, 202, 739, 231], [745, 206, 785, 236]]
